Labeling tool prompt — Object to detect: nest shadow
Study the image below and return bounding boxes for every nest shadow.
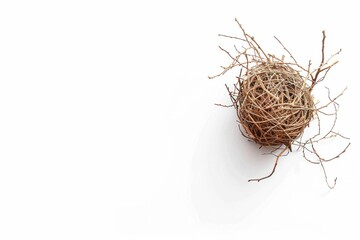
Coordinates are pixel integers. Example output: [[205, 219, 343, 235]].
[[190, 109, 291, 224]]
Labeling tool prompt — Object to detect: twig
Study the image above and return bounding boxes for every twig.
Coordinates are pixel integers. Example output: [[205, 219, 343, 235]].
[[310, 31, 326, 92], [214, 103, 233, 108], [274, 36, 299, 65], [248, 147, 288, 182], [311, 140, 337, 189], [218, 34, 246, 42]]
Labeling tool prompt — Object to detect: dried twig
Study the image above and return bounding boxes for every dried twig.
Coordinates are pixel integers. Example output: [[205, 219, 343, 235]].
[[248, 147, 288, 182]]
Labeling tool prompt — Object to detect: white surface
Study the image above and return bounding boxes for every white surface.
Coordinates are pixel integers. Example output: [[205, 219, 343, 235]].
[[0, 0, 358, 239]]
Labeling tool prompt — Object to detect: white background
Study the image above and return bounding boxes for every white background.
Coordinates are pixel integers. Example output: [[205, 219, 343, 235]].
[[0, 0, 358, 239]]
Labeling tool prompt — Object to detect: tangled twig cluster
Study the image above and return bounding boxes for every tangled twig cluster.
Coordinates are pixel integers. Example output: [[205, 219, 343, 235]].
[[238, 63, 314, 148], [209, 19, 350, 188]]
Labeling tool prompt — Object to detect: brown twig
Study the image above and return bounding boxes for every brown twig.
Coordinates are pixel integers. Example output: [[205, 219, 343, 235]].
[[274, 36, 299, 66], [218, 34, 246, 42], [214, 103, 233, 108], [311, 140, 337, 189], [248, 147, 288, 182]]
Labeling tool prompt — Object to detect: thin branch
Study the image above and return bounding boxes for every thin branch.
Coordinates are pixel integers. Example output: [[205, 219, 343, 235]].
[[311, 140, 337, 189], [248, 147, 288, 182], [310, 31, 326, 92], [214, 103, 233, 108], [274, 36, 299, 65], [218, 34, 246, 42]]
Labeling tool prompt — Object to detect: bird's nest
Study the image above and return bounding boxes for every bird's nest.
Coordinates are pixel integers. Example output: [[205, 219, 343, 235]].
[[209, 19, 350, 188], [238, 63, 314, 148]]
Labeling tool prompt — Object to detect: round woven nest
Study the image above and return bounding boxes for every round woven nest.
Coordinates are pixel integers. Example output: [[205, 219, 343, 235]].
[[209, 20, 349, 187], [237, 62, 314, 148]]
